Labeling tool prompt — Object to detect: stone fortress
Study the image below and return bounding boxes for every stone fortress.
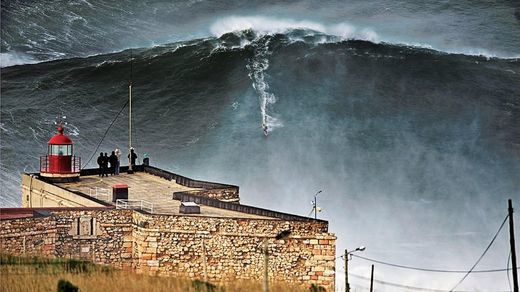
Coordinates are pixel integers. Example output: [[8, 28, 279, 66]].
[[0, 126, 336, 290]]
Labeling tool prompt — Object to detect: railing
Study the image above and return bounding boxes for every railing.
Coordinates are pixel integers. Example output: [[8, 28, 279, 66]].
[[115, 199, 154, 213], [88, 187, 110, 201], [40, 156, 81, 173], [144, 165, 239, 192], [173, 192, 328, 223], [40, 157, 48, 172]]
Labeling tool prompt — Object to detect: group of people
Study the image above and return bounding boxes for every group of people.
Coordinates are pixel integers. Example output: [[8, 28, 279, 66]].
[[97, 149, 121, 177], [97, 148, 138, 177]]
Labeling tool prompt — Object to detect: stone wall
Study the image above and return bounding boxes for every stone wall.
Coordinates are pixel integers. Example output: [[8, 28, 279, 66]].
[[51, 209, 134, 269], [0, 210, 133, 268], [0, 215, 56, 256], [0, 209, 336, 290], [131, 212, 335, 289]]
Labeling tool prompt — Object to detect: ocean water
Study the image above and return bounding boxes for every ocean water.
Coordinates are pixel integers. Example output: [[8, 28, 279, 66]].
[[1, 1, 519, 290]]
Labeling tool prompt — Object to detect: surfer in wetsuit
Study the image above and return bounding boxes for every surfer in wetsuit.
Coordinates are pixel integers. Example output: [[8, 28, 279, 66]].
[[262, 116, 268, 136]]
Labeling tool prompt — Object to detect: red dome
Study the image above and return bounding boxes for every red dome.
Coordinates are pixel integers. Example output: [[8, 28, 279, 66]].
[[48, 126, 73, 145]]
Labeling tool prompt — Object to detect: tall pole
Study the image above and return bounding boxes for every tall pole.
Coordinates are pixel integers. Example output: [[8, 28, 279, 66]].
[[344, 249, 350, 292], [369, 264, 374, 292], [313, 190, 322, 220], [509, 199, 519, 292], [128, 50, 133, 173], [128, 82, 133, 173], [263, 239, 269, 292], [314, 196, 317, 219]]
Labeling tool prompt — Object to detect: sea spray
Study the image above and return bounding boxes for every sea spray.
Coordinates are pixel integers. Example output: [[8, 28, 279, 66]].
[[246, 36, 283, 134]]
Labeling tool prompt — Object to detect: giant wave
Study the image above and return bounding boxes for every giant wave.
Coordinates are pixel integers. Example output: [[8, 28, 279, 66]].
[[1, 28, 520, 290]]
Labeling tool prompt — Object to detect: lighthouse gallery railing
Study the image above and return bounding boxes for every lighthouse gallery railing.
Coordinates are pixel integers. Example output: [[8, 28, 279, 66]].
[[40, 156, 81, 173]]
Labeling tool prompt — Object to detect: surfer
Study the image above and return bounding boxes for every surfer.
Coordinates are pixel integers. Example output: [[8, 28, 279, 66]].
[[262, 123, 268, 136], [262, 116, 268, 136]]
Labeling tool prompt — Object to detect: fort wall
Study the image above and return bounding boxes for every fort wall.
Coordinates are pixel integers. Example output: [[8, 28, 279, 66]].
[[0, 215, 56, 256], [6, 167, 336, 290], [0, 209, 336, 290], [133, 211, 335, 287]]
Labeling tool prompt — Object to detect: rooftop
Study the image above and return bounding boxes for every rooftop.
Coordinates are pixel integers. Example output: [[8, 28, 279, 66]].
[[54, 171, 275, 219]]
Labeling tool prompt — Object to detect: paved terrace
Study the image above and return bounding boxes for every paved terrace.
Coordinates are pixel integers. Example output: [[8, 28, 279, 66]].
[[54, 172, 274, 219]]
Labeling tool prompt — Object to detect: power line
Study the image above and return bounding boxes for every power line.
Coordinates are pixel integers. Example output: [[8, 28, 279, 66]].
[[350, 273, 470, 292], [351, 273, 511, 292], [351, 254, 518, 274], [449, 214, 509, 291], [307, 207, 315, 218], [82, 100, 129, 169]]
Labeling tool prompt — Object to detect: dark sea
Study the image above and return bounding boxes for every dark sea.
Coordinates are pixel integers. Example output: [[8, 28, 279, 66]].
[[1, 0, 519, 290]]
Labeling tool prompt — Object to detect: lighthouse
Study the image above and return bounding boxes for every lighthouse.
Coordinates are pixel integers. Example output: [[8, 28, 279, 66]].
[[39, 125, 81, 181]]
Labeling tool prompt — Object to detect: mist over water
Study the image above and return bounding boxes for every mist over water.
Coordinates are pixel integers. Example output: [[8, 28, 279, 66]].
[[2, 1, 520, 291]]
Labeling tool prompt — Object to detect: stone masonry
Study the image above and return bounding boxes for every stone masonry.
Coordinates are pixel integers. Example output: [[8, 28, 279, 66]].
[[0, 209, 336, 290]]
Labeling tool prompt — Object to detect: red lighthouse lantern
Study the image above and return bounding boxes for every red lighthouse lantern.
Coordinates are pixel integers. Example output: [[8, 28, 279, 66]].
[[40, 125, 81, 181]]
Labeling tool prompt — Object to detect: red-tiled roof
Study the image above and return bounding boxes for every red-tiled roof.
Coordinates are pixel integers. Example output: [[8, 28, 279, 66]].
[[0, 207, 115, 220]]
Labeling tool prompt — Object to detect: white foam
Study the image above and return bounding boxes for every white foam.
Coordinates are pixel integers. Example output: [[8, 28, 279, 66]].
[[210, 16, 520, 59], [0, 123, 9, 133], [210, 16, 380, 43], [0, 52, 38, 68], [95, 59, 123, 67], [327, 23, 379, 43], [211, 16, 324, 36], [246, 37, 284, 134]]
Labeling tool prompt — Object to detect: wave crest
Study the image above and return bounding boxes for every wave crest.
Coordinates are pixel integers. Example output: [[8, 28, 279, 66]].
[[210, 16, 380, 43], [0, 52, 39, 68]]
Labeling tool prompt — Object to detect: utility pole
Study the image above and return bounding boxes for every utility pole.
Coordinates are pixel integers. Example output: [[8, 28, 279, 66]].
[[509, 199, 519, 292], [263, 239, 268, 292], [313, 190, 322, 219], [314, 196, 317, 219], [344, 246, 366, 292], [261, 231, 291, 292], [369, 264, 374, 292], [345, 249, 350, 292]]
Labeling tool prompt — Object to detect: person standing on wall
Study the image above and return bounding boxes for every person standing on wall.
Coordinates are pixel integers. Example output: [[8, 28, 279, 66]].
[[114, 148, 121, 175], [109, 151, 118, 176], [97, 152, 104, 177], [128, 148, 137, 169]]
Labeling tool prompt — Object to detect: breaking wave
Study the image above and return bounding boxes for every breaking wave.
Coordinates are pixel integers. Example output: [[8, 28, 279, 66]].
[[3, 11, 519, 68], [1, 26, 519, 291], [0, 52, 38, 67], [2, 28, 519, 197], [210, 16, 380, 43]]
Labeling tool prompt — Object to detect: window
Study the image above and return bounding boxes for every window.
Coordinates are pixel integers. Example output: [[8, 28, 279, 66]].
[[49, 145, 72, 156], [70, 216, 97, 239]]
